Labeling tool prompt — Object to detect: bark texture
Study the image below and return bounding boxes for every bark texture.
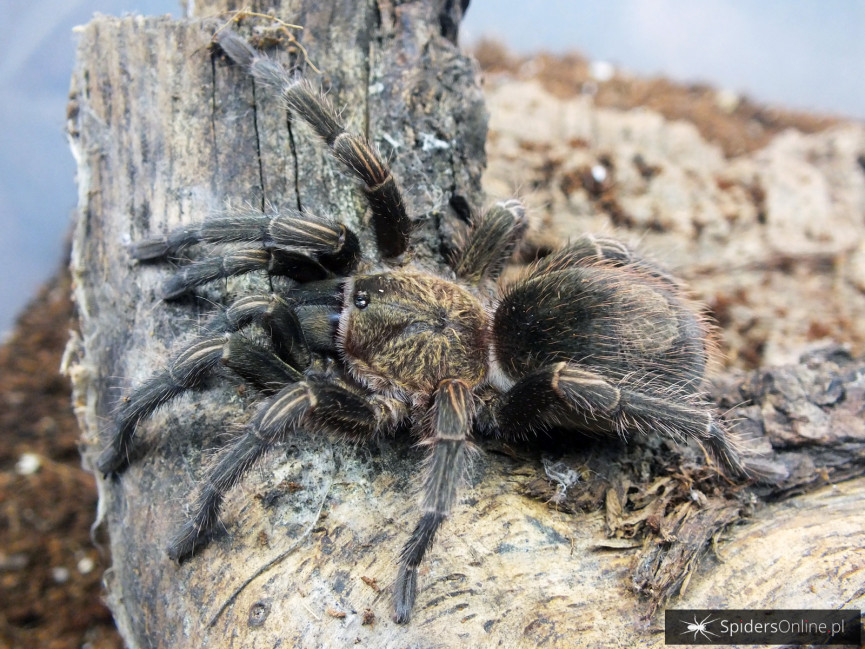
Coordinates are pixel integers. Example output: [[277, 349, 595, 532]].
[[66, 2, 865, 648]]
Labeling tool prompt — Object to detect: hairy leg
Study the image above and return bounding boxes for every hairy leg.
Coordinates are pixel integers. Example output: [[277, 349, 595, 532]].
[[98, 293, 319, 475], [132, 208, 361, 298], [394, 378, 474, 623], [483, 362, 745, 475], [215, 31, 412, 259], [451, 199, 526, 283], [168, 380, 401, 561]]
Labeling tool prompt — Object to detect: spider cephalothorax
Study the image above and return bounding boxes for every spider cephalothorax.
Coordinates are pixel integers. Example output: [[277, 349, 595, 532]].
[[98, 30, 744, 624], [341, 272, 489, 396]]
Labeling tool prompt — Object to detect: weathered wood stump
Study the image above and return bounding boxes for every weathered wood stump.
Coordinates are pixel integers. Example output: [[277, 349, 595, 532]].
[[66, 1, 865, 647]]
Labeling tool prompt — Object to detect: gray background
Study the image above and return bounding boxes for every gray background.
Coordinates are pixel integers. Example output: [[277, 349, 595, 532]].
[[1, 0, 863, 337]]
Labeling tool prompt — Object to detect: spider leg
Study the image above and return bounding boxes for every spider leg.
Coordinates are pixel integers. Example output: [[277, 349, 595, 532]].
[[97, 333, 299, 476], [532, 234, 681, 288], [167, 380, 401, 562], [202, 293, 312, 369], [133, 208, 360, 275], [97, 291, 332, 476], [394, 379, 474, 624], [215, 30, 412, 259], [160, 246, 333, 299], [484, 363, 745, 475], [451, 199, 526, 283], [132, 209, 360, 299]]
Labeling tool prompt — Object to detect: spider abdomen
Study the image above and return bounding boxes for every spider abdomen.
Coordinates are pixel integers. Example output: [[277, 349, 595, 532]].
[[492, 265, 708, 392]]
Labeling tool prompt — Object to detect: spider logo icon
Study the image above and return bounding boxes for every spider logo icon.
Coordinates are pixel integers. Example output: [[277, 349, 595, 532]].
[[681, 614, 720, 641]]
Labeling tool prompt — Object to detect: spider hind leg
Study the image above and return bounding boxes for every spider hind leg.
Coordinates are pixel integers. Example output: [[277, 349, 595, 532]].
[[484, 362, 745, 475]]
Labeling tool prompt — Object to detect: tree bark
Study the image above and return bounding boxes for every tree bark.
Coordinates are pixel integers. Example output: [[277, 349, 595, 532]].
[[66, 2, 865, 648]]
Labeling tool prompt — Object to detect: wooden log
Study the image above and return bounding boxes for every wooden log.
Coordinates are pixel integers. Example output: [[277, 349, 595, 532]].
[[66, 2, 865, 647]]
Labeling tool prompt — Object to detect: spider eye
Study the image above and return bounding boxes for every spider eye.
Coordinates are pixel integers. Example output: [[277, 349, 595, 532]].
[[354, 290, 370, 309]]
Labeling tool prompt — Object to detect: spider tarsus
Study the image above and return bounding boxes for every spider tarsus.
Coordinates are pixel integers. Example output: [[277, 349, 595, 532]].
[[95, 427, 135, 476], [707, 421, 750, 478], [167, 522, 210, 563], [212, 30, 256, 68], [213, 29, 289, 92], [130, 226, 205, 261], [129, 236, 172, 261], [393, 566, 417, 624], [394, 511, 446, 624]]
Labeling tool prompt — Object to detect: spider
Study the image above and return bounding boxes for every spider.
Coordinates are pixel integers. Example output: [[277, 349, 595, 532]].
[[97, 30, 745, 624]]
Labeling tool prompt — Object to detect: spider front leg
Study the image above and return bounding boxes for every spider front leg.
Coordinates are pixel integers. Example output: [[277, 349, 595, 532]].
[[483, 362, 745, 475], [394, 378, 474, 623], [168, 379, 402, 561], [214, 30, 412, 258], [132, 209, 361, 298]]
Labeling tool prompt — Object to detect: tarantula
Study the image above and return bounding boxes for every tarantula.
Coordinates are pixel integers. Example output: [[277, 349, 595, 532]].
[[98, 30, 744, 624]]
